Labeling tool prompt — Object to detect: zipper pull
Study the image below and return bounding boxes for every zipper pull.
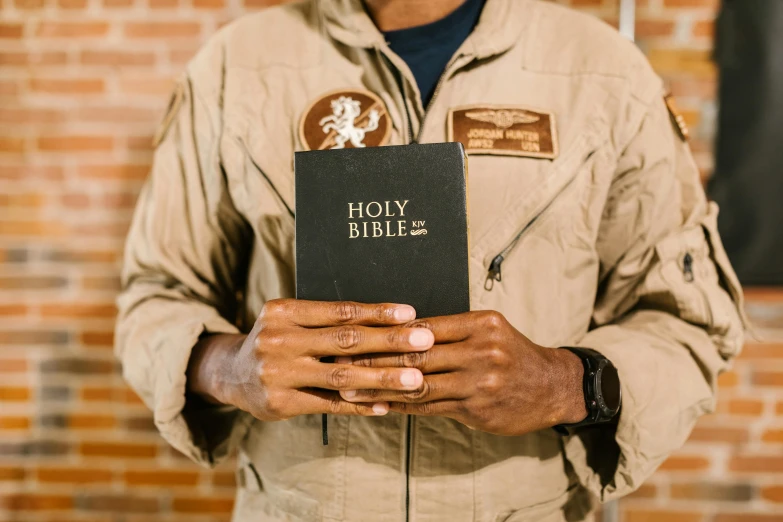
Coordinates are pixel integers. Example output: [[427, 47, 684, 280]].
[[683, 252, 695, 283], [485, 255, 505, 291]]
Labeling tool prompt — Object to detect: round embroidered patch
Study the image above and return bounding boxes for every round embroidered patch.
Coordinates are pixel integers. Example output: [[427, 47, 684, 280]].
[[299, 88, 391, 151]]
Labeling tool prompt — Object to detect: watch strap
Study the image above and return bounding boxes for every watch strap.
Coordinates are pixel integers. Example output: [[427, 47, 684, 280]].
[[553, 347, 618, 434]]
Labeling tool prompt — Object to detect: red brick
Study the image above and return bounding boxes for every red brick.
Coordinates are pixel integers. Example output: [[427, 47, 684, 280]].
[[0, 359, 27, 373], [0, 416, 31, 430], [80, 50, 156, 66], [36, 21, 109, 38], [689, 425, 749, 444], [741, 343, 783, 359], [624, 510, 705, 522], [0, 51, 68, 67], [0, 304, 29, 316], [660, 455, 711, 471], [36, 467, 113, 483], [171, 496, 234, 513], [726, 398, 765, 416], [15, 0, 45, 8], [730, 455, 783, 473], [77, 163, 149, 180], [40, 303, 116, 319], [81, 331, 115, 347], [0, 24, 24, 38], [670, 482, 753, 501], [212, 471, 236, 488], [761, 485, 783, 503], [124, 21, 201, 38], [0, 136, 24, 153], [715, 516, 783, 522], [0, 386, 31, 402], [753, 371, 783, 387], [124, 470, 199, 486], [0, 467, 26, 481], [0, 494, 73, 510], [37, 135, 113, 152], [80, 442, 157, 459], [68, 414, 117, 429], [29, 77, 104, 94]]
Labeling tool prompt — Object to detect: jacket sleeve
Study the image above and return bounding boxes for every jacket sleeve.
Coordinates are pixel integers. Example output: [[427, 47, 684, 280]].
[[115, 75, 254, 468], [562, 93, 749, 501]]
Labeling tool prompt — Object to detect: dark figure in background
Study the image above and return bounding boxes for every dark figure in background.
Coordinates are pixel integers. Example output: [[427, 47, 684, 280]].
[[710, 0, 783, 285]]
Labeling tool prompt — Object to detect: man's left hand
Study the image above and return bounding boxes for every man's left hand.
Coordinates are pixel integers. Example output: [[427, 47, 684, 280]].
[[337, 311, 587, 436]]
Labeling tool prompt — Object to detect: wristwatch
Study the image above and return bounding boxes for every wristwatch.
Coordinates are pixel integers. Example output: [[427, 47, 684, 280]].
[[554, 347, 622, 434]]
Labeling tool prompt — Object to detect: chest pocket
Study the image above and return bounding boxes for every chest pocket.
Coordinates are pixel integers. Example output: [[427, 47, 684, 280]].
[[466, 116, 612, 304]]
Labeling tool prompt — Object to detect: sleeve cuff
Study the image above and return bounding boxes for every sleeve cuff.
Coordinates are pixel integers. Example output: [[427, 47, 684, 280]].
[[561, 312, 715, 501], [119, 300, 253, 468]]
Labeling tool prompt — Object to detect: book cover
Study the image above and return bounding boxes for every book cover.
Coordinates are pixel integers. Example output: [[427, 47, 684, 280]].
[[294, 142, 470, 318]]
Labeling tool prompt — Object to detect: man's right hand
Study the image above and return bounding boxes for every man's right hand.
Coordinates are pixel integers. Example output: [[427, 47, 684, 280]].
[[186, 299, 434, 421]]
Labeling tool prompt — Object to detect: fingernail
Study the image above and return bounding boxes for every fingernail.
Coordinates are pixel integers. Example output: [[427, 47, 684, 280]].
[[372, 402, 389, 415], [343, 390, 357, 399], [400, 369, 420, 388], [409, 329, 433, 348], [335, 356, 352, 365], [393, 306, 415, 322]]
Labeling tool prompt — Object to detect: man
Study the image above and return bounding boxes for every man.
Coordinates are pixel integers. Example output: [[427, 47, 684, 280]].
[[116, 0, 748, 520]]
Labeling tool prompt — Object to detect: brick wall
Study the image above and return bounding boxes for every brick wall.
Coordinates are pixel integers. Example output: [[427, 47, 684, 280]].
[[2, 0, 782, 520]]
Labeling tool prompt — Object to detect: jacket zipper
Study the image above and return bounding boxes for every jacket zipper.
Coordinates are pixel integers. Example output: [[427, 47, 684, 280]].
[[384, 48, 471, 522], [415, 53, 466, 143], [383, 52, 415, 522], [483, 123, 607, 291], [485, 216, 541, 290], [484, 168, 587, 291]]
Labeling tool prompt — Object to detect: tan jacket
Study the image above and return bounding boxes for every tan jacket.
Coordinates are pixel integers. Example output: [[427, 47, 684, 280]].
[[115, 1, 748, 520]]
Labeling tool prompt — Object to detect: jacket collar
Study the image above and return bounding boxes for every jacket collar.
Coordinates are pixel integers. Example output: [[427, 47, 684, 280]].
[[319, 0, 534, 60]]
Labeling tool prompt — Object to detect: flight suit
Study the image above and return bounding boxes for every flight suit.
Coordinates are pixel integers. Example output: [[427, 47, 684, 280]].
[[115, 0, 748, 520]]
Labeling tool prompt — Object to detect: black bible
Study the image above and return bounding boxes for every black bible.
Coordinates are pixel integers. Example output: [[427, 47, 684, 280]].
[[294, 142, 470, 318]]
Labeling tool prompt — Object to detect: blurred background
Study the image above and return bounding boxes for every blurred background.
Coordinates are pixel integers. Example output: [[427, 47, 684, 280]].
[[1, 0, 782, 520]]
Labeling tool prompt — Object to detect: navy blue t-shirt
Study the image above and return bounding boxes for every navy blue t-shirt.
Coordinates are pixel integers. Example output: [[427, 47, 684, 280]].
[[383, 0, 485, 108]]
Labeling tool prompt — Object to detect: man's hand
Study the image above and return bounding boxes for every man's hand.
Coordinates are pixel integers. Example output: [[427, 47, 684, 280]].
[[337, 311, 587, 436], [186, 299, 434, 421]]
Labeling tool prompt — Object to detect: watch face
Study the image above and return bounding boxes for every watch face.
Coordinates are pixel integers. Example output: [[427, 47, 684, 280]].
[[599, 364, 621, 412]]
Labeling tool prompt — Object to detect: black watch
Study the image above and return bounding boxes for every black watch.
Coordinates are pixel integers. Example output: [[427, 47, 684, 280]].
[[554, 347, 622, 434]]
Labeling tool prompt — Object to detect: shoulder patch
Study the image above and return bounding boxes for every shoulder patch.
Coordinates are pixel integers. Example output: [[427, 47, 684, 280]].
[[664, 94, 689, 142], [153, 81, 185, 148], [299, 89, 391, 151], [447, 104, 558, 159]]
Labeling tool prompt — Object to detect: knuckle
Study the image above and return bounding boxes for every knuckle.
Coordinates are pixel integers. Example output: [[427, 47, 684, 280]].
[[409, 319, 433, 330], [260, 299, 286, 320], [264, 390, 287, 419], [361, 388, 380, 400], [486, 346, 508, 366], [386, 328, 404, 349], [417, 401, 433, 415], [482, 310, 505, 329], [350, 356, 374, 368], [375, 304, 393, 323], [327, 395, 344, 414], [377, 370, 395, 389], [402, 383, 429, 402], [327, 366, 353, 389], [262, 332, 284, 349], [402, 351, 427, 369], [477, 372, 501, 393], [333, 325, 360, 350], [334, 301, 360, 324], [257, 363, 278, 387]]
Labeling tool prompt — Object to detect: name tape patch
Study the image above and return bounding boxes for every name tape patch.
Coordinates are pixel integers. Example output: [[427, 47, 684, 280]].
[[447, 104, 559, 159], [299, 88, 391, 151]]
